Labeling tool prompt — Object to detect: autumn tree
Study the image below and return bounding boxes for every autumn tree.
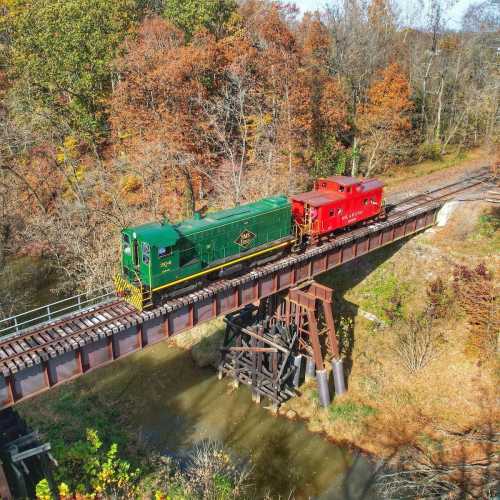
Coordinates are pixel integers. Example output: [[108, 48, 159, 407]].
[[326, 0, 399, 174], [358, 62, 413, 175], [109, 17, 221, 218], [8, 0, 137, 138], [298, 14, 348, 178]]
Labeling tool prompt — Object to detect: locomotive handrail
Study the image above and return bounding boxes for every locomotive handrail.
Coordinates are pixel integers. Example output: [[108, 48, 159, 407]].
[[0, 286, 115, 338]]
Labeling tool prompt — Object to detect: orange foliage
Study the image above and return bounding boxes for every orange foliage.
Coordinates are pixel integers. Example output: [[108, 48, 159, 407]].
[[361, 62, 413, 132], [109, 7, 349, 209]]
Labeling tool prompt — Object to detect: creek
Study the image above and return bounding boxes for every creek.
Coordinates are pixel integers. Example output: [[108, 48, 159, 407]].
[[8, 258, 376, 498], [88, 340, 376, 499]]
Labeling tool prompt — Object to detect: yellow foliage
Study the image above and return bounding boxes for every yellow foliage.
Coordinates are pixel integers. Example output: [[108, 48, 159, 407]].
[[56, 135, 79, 164], [121, 174, 142, 193]]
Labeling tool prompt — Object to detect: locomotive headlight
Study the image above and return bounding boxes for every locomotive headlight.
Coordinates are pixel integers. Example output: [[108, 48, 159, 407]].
[[124, 247, 131, 255]]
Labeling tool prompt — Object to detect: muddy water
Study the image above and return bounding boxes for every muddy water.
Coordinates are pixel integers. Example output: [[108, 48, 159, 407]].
[[103, 341, 375, 499]]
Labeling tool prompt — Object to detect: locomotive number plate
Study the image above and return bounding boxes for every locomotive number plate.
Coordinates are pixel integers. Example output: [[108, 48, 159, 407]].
[[235, 229, 256, 248]]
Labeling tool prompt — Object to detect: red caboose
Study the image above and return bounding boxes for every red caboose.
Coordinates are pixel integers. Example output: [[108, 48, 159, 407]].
[[291, 176, 384, 238]]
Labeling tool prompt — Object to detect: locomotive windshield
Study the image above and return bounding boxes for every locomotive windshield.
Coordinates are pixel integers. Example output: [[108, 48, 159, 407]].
[[158, 246, 172, 258]]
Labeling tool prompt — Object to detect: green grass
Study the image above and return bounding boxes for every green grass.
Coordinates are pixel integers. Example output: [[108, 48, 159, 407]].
[[466, 211, 500, 255], [328, 401, 377, 424], [358, 268, 412, 323]]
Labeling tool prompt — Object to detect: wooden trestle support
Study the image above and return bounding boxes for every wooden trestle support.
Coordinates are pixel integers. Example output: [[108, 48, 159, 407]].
[[218, 280, 346, 409]]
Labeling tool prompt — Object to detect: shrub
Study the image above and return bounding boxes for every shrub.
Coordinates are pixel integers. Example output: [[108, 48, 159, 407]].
[[419, 142, 442, 161], [36, 429, 140, 498], [393, 313, 444, 373], [151, 440, 251, 500], [453, 263, 498, 358]]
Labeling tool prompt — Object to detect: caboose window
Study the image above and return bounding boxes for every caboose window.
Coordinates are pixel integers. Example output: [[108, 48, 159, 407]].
[[363, 199, 368, 205], [338, 208, 343, 215], [329, 209, 335, 217], [371, 197, 377, 205], [142, 243, 150, 265], [339, 186, 345, 192], [158, 246, 171, 258]]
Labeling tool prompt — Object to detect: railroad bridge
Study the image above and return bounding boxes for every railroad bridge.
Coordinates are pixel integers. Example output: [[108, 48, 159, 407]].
[[0, 169, 495, 414]]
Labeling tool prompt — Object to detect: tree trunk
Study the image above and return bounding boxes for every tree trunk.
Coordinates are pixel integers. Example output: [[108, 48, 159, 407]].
[[0, 220, 10, 270], [182, 167, 195, 217], [351, 136, 359, 176], [434, 75, 444, 146]]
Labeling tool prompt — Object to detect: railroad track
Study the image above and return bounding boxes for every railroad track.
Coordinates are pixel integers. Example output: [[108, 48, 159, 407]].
[[386, 168, 492, 214], [0, 301, 139, 374], [0, 168, 495, 377]]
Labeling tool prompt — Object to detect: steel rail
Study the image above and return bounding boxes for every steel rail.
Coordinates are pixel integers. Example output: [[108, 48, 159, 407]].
[[385, 172, 491, 218], [0, 301, 137, 369], [384, 168, 490, 210]]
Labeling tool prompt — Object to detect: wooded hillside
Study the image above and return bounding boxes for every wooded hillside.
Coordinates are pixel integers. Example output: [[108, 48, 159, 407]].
[[0, 0, 498, 299]]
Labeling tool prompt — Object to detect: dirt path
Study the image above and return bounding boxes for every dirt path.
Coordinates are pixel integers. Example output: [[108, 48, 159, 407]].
[[380, 147, 494, 195]]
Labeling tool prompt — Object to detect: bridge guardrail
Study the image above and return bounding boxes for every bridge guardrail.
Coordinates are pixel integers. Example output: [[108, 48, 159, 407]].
[[0, 286, 115, 339]]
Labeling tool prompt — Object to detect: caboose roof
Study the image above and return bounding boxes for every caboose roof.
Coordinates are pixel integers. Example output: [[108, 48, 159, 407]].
[[359, 178, 384, 191], [324, 176, 361, 186], [291, 191, 344, 207]]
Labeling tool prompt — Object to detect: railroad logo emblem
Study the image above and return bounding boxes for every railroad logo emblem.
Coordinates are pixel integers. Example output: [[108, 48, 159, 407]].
[[235, 229, 256, 248]]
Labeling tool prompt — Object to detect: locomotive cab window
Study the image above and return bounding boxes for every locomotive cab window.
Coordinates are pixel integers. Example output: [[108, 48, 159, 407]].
[[122, 234, 131, 255], [142, 243, 150, 265], [158, 246, 172, 258]]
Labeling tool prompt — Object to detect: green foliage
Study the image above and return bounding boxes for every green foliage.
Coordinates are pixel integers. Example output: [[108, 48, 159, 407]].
[[419, 142, 442, 161], [336, 315, 354, 359], [35, 479, 52, 500], [360, 269, 410, 324], [163, 0, 237, 39], [38, 429, 140, 497], [475, 213, 500, 240], [213, 472, 234, 499], [9, 0, 137, 136], [328, 401, 377, 424], [311, 137, 350, 178], [19, 383, 135, 491]]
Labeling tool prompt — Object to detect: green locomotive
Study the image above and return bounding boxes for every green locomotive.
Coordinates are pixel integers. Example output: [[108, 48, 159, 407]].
[[115, 196, 294, 310]]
